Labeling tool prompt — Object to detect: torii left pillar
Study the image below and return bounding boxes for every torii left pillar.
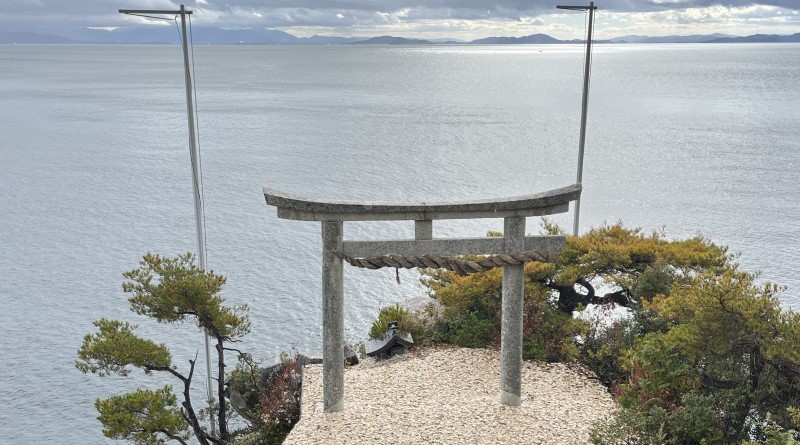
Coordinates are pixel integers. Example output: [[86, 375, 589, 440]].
[[321, 221, 344, 411]]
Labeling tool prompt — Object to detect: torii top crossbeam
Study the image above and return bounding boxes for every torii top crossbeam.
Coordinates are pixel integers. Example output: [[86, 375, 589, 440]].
[[265, 183, 580, 222]]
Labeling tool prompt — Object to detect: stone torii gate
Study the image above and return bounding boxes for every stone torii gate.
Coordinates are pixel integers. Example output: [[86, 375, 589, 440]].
[[264, 183, 581, 412]]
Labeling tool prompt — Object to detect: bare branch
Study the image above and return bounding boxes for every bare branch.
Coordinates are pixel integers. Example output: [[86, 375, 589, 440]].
[[160, 430, 189, 445]]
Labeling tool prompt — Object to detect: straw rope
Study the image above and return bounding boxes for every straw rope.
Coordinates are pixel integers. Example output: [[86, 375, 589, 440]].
[[334, 250, 555, 276]]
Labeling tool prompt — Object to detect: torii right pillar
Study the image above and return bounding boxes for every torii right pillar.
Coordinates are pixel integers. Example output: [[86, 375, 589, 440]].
[[500, 216, 526, 405]]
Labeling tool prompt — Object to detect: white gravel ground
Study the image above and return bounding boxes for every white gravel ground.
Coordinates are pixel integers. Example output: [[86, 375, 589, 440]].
[[284, 346, 616, 445]]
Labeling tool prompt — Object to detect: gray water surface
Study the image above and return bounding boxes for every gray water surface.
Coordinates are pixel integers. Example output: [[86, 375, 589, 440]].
[[1, 43, 798, 443]]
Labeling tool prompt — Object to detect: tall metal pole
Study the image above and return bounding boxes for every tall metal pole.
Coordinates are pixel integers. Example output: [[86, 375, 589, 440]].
[[557, 2, 596, 236], [119, 4, 217, 436], [178, 6, 218, 437]]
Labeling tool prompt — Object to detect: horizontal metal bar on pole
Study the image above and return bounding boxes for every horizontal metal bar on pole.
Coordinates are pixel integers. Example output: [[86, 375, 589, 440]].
[[341, 235, 565, 258], [119, 9, 192, 14], [265, 184, 580, 222]]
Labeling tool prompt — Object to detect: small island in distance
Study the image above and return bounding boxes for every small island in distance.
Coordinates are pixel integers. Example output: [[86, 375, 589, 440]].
[[2, 28, 799, 45]]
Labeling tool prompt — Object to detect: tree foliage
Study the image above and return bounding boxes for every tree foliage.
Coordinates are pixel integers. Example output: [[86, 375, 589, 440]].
[[122, 253, 250, 342], [77, 319, 171, 377], [553, 224, 729, 312], [77, 253, 264, 445], [418, 222, 727, 361], [96, 387, 189, 445], [602, 270, 800, 444], [418, 233, 586, 362], [416, 222, 800, 443]]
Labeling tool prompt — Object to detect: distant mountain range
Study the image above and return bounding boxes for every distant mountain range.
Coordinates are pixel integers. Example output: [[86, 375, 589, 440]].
[[609, 33, 734, 43], [470, 33, 613, 44], [705, 33, 800, 43], [608, 33, 800, 43], [1, 28, 799, 45], [357, 36, 435, 45]]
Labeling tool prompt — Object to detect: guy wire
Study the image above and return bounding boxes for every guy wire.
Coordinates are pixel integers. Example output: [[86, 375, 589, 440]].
[[173, 15, 181, 41], [171, 12, 209, 264], [587, 9, 595, 101], [582, 10, 588, 79], [126, 12, 174, 21], [580, 9, 596, 114], [188, 13, 209, 255]]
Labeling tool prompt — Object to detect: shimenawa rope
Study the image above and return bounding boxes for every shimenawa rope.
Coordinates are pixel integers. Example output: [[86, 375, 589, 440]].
[[333, 250, 555, 276]]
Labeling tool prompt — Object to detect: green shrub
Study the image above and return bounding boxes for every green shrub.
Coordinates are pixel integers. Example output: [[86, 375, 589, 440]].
[[633, 263, 675, 301], [763, 424, 800, 445], [594, 270, 800, 444], [523, 294, 585, 362], [579, 318, 636, 386], [590, 392, 723, 445], [449, 312, 496, 348], [258, 358, 301, 443], [368, 304, 424, 341], [619, 334, 697, 411], [590, 405, 669, 445], [226, 354, 303, 445]]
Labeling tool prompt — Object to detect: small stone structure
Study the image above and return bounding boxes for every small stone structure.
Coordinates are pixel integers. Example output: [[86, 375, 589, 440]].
[[365, 323, 414, 358], [264, 183, 581, 412]]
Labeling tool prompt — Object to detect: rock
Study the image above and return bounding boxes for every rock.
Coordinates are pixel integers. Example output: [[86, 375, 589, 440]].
[[297, 345, 359, 368], [383, 297, 442, 316], [260, 362, 285, 384], [229, 388, 259, 423], [297, 353, 323, 367], [344, 345, 359, 366]]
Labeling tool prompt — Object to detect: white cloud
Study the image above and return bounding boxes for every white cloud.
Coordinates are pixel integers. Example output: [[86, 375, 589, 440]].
[[592, 4, 799, 38], [0, 0, 797, 40]]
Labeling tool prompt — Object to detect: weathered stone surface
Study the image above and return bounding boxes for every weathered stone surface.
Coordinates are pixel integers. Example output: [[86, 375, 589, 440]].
[[500, 216, 525, 406], [340, 235, 565, 258], [344, 345, 359, 366], [322, 221, 344, 413], [264, 183, 581, 222], [298, 345, 360, 368], [228, 389, 259, 423], [297, 354, 323, 366], [260, 362, 285, 383]]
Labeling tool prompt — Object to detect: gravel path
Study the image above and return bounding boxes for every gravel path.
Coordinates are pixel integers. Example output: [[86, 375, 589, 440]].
[[284, 346, 616, 445]]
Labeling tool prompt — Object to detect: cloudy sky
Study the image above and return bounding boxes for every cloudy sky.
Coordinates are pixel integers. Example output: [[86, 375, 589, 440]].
[[2, 0, 798, 40]]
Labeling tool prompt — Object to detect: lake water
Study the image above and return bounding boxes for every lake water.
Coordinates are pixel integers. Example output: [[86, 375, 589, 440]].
[[1, 43, 799, 443]]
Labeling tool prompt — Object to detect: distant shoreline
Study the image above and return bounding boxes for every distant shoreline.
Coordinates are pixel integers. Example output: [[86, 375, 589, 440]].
[[3, 41, 800, 46], [2, 30, 799, 45]]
